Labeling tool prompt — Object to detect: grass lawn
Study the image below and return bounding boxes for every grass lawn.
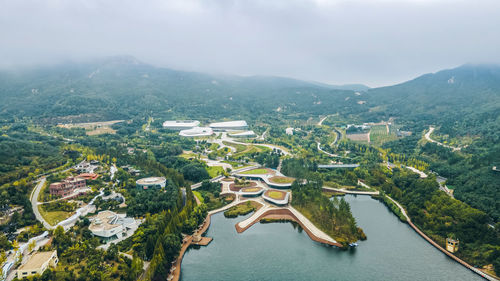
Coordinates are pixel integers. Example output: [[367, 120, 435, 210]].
[[240, 168, 271, 175], [206, 166, 224, 178], [39, 207, 73, 226], [224, 201, 261, 218], [269, 176, 294, 184], [193, 191, 204, 203], [266, 190, 286, 200], [241, 187, 261, 192]]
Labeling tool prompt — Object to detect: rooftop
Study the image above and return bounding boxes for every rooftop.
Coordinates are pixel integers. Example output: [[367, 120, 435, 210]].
[[228, 130, 256, 137], [18, 251, 56, 271], [209, 120, 248, 128], [179, 127, 213, 137], [136, 177, 166, 185], [163, 120, 200, 127]]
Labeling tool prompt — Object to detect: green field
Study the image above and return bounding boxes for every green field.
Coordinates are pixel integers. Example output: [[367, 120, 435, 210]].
[[266, 191, 286, 200], [193, 191, 204, 203], [206, 166, 224, 178], [38, 207, 73, 226], [240, 168, 271, 175], [269, 176, 294, 184], [369, 125, 397, 146]]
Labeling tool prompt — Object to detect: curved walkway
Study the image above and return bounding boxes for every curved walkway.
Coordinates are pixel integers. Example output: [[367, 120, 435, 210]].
[[386, 194, 496, 280], [317, 142, 339, 157], [322, 186, 379, 196]]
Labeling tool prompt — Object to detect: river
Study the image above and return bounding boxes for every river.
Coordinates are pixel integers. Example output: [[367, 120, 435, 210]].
[[181, 195, 482, 281]]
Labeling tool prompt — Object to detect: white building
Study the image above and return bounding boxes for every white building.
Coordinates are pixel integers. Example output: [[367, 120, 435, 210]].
[[17, 251, 58, 279], [163, 120, 200, 130], [209, 120, 248, 131], [228, 130, 256, 138], [285, 127, 294, 135], [136, 177, 167, 189], [89, 211, 138, 242], [179, 127, 214, 137]]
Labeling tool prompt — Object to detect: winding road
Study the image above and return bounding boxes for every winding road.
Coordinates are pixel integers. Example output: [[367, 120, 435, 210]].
[[425, 126, 463, 151]]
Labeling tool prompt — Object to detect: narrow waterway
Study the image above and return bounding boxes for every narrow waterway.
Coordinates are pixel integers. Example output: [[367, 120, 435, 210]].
[[181, 195, 482, 281]]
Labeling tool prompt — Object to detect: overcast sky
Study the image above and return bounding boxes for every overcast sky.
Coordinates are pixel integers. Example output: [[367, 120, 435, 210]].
[[1, 0, 500, 86]]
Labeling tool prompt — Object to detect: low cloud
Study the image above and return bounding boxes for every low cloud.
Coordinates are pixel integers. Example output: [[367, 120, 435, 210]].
[[1, 0, 499, 86]]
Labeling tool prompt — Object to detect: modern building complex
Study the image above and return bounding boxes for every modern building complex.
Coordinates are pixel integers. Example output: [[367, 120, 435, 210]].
[[209, 120, 248, 131], [89, 210, 138, 242], [49, 176, 86, 197], [228, 130, 256, 138], [163, 120, 200, 130], [179, 127, 214, 137], [17, 251, 58, 279], [233, 168, 295, 189], [136, 177, 167, 189]]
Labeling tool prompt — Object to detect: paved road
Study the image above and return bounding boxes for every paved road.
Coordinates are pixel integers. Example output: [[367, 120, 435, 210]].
[[318, 116, 328, 126], [424, 126, 462, 151], [30, 178, 54, 230], [316, 142, 339, 157]]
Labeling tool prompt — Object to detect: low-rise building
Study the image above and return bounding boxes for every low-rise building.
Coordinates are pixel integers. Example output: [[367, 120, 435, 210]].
[[179, 127, 213, 137], [228, 130, 256, 138], [17, 250, 58, 279], [89, 211, 138, 242], [50, 177, 86, 197], [446, 238, 459, 253], [285, 127, 294, 135], [136, 177, 167, 189], [78, 173, 100, 180], [209, 120, 248, 131]]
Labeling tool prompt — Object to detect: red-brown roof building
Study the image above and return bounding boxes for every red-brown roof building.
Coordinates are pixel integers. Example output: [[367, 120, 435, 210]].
[[49, 177, 86, 197]]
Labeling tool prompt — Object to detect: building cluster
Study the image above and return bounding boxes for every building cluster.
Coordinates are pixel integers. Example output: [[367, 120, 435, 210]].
[[49, 176, 87, 198], [163, 119, 254, 137]]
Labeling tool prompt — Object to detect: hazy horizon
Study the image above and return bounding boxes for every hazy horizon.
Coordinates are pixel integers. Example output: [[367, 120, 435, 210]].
[[1, 0, 500, 87]]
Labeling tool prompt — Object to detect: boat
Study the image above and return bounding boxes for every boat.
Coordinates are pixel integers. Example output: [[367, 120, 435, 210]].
[[349, 243, 358, 247]]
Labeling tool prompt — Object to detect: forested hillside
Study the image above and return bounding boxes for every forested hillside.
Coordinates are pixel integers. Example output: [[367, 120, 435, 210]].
[[0, 56, 362, 124], [1, 59, 499, 221]]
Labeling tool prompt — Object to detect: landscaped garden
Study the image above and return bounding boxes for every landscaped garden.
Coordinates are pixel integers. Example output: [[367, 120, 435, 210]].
[[240, 187, 261, 192], [224, 201, 262, 218], [240, 168, 273, 175], [268, 176, 295, 184], [264, 190, 287, 200]]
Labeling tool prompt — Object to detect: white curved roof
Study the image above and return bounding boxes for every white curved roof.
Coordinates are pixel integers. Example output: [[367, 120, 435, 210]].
[[228, 130, 256, 137], [163, 120, 200, 128], [136, 177, 166, 186], [179, 127, 214, 137], [209, 120, 248, 128]]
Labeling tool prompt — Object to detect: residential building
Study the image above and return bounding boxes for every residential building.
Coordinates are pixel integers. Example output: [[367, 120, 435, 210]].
[[49, 177, 86, 197], [17, 250, 58, 279]]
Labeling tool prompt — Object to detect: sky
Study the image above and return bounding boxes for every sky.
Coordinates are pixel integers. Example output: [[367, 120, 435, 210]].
[[1, 0, 500, 87]]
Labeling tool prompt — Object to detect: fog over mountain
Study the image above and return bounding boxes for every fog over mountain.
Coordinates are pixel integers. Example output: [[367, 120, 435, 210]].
[[1, 0, 500, 86]]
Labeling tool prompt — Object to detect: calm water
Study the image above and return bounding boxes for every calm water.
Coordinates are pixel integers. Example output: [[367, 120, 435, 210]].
[[181, 195, 482, 281]]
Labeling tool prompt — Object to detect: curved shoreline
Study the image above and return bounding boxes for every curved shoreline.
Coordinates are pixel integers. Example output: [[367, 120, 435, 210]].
[[234, 208, 342, 247]]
